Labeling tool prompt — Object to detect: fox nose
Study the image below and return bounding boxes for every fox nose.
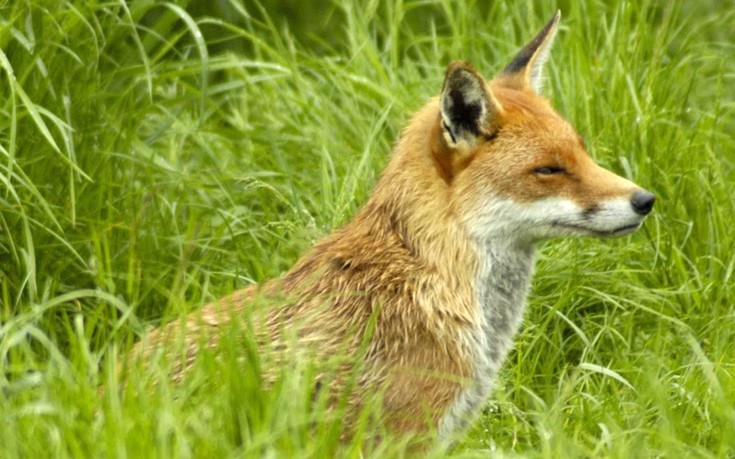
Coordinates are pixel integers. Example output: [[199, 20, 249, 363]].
[[631, 190, 655, 215]]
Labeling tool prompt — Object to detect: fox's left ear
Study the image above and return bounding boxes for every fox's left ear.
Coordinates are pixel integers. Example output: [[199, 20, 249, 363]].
[[500, 10, 561, 93], [440, 61, 501, 149]]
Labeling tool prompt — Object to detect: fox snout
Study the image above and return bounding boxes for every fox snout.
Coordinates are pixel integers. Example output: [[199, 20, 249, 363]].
[[631, 189, 655, 216], [584, 186, 655, 238]]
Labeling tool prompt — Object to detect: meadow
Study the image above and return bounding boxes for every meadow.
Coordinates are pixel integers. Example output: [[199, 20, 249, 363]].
[[0, 0, 733, 457]]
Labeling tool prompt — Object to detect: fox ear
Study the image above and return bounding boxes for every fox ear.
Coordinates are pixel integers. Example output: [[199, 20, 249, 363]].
[[500, 10, 561, 93], [440, 61, 500, 148]]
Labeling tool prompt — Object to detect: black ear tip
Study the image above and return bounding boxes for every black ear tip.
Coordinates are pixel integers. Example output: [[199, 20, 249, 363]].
[[499, 10, 562, 91], [546, 10, 561, 27], [542, 10, 562, 36]]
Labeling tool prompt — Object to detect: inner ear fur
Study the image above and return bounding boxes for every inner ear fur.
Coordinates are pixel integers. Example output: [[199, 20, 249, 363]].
[[439, 61, 501, 149]]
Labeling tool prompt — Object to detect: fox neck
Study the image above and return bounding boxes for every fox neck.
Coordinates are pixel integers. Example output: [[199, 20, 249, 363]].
[[475, 237, 536, 355], [438, 236, 536, 439], [474, 237, 536, 384]]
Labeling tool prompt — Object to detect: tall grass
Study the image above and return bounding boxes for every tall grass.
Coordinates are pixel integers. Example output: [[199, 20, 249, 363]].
[[0, 0, 733, 457]]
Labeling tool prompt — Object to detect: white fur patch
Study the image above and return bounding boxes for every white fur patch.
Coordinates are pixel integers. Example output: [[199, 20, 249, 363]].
[[465, 195, 648, 243], [523, 197, 647, 239]]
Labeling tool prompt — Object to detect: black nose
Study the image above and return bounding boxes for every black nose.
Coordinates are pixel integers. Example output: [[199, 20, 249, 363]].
[[631, 190, 655, 215]]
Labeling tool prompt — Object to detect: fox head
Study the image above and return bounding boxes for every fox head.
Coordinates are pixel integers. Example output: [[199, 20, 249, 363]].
[[433, 11, 654, 245]]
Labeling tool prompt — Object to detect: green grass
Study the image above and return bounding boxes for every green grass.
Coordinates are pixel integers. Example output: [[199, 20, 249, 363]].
[[1, 0, 734, 457]]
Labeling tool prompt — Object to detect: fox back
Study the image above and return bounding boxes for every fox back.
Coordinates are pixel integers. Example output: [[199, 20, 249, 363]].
[[131, 11, 654, 443]]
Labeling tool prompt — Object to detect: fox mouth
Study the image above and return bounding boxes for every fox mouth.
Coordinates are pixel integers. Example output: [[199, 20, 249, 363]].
[[551, 221, 642, 237], [605, 222, 642, 236]]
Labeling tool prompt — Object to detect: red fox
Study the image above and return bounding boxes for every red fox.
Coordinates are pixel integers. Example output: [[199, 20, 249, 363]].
[[130, 11, 654, 442]]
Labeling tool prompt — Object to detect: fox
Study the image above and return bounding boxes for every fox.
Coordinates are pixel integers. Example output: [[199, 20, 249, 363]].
[[129, 11, 654, 443]]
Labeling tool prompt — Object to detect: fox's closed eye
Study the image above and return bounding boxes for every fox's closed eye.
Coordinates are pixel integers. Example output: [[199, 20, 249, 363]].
[[534, 166, 566, 175]]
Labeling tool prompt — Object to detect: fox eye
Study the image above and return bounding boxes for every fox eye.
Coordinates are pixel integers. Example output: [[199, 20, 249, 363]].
[[534, 166, 566, 175]]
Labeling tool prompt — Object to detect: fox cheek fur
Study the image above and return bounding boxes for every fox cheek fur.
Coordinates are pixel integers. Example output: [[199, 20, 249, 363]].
[[129, 10, 655, 444]]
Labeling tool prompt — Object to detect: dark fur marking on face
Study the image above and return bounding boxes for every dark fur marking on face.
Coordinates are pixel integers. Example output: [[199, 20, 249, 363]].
[[582, 204, 601, 219]]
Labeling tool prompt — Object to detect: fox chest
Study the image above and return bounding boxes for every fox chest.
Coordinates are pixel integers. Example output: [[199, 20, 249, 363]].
[[439, 244, 536, 439]]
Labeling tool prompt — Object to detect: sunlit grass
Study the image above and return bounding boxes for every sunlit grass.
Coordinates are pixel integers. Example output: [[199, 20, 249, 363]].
[[1, 0, 733, 457]]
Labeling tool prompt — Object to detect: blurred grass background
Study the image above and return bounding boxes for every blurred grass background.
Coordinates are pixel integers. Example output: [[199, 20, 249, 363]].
[[0, 0, 733, 457]]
